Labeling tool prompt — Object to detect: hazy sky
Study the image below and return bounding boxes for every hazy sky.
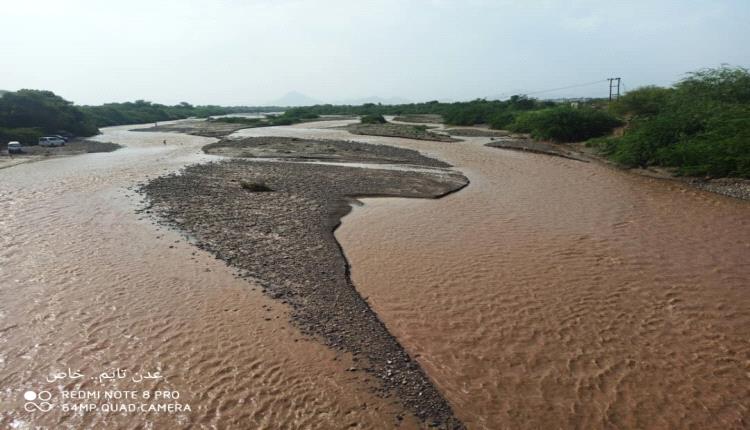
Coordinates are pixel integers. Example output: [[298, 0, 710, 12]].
[[2, 0, 749, 105]]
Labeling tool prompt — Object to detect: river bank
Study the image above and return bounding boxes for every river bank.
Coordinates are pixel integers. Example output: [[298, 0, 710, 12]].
[[0, 139, 121, 170], [442, 126, 750, 201]]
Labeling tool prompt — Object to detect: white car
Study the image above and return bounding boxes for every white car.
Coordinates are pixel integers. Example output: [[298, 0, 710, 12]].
[[7, 141, 22, 154], [38, 136, 66, 147]]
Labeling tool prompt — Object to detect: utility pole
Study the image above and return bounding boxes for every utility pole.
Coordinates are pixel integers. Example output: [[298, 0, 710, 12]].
[[608, 77, 621, 101]]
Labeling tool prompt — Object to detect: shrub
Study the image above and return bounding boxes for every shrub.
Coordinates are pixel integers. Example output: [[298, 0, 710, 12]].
[[268, 117, 295, 126], [488, 111, 516, 130], [0, 127, 44, 145], [674, 66, 750, 104], [592, 66, 750, 178], [610, 86, 673, 117], [508, 107, 621, 142], [360, 114, 387, 124]]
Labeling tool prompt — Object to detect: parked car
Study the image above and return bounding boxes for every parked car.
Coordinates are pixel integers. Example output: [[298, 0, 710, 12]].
[[38, 136, 66, 147], [51, 134, 69, 143], [7, 141, 22, 154]]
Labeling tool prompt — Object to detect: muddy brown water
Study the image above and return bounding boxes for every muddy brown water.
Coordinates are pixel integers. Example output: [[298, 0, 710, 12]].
[[332, 128, 750, 429], [2, 119, 748, 429], [0, 123, 420, 429]]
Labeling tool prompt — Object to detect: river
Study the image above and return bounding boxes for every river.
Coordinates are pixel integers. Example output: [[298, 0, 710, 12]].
[[1, 120, 748, 429], [335, 126, 750, 429], [0, 123, 417, 429]]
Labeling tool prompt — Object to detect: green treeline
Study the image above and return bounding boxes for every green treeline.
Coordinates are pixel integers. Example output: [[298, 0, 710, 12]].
[[80, 101, 264, 127], [285, 96, 556, 128], [285, 66, 750, 178], [590, 66, 750, 178], [3, 66, 747, 178], [0, 90, 99, 144], [0, 90, 266, 144], [206, 109, 320, 128], [284, 96, 620, 143]]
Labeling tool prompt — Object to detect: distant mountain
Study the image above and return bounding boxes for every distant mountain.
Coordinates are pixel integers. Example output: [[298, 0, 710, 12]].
[[268, 91, 322, 107], [0, 90, 8, 97]]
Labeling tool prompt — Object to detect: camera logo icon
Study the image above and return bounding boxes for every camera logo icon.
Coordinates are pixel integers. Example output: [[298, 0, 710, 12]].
[[24, 391, 54, 412]]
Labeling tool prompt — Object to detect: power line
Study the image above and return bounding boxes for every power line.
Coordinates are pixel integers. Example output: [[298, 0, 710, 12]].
[[520, 79, 609, 96], [493, 78, 620, 100]]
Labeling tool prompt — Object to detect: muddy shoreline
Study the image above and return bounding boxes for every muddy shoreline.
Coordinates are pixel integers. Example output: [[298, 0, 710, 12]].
[[484, 138, 590, 162], [141, 140, 469, 428], [0, 139, 121, 170], [474, 132, 750, 201]]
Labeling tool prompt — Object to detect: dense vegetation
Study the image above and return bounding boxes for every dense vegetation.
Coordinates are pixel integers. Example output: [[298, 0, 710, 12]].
[[285, 96, 619, 142], [5, 66, 746, 178], [0, 90, 98, 144], [508, 107, 622, 142], [360, 114, 387, 124], [0, 90, 270, 145], [589, 66, 750, 178], [284, 95, 557, 128], [207, 109, 320, 128], [80, 101, 264, 127]]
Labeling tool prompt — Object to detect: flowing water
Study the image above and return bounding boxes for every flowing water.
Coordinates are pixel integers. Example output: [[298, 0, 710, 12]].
[[0, 124, 418, 430], [2, 119, 748, 430], [335, 130, 750, 429]]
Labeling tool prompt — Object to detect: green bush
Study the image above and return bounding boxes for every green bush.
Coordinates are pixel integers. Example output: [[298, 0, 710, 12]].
[[360, 114, 387, 124], [283, 108, 319, 120], [488, 111, 516, 129], [268, 117, 295, 126], [283, 96, 555, 128], [0, 127, 44, 145], [593, 66, 750, 178], [610, 86, 673, 117], [80, 100, 267, 127], [0, 90, 98, 137], [674, 66, 750, 104], [508, 107, 621, 142]]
